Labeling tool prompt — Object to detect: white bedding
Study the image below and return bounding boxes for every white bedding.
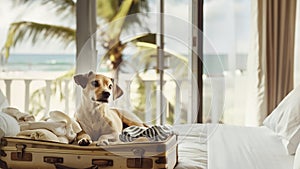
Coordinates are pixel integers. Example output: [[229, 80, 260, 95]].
[[174, 124, 208, 169], [173, 124, 294, 169], [208, 124, 294, 169]]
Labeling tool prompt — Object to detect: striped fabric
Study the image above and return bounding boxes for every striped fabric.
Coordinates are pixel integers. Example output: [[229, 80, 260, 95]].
[[119, 125, 174, 142]]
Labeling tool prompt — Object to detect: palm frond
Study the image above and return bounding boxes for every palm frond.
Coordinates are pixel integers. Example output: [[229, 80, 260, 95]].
[[100, 0, 149, 47], [97, 0, 119, 21], [97, 0, 149, 33], [13, 0, 75, 18], [2, 21, 75, 59], [105, 0, 134, 41], [124, 0, 149, 29]]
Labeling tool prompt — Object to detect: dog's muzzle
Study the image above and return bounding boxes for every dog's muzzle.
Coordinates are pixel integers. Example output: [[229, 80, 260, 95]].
[[102, 91, 110, 99], [92, 91, 110, 103]]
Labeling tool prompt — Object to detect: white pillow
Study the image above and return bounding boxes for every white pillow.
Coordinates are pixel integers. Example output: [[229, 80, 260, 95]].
[[0, 89, 8, 110], [0, 88, 19, 137], [0, 112, 20, 137], [263, 85, 300, 155], [294, 145, 300, 169]]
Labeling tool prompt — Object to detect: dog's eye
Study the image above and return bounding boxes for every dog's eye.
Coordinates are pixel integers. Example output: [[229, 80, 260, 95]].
[[108, 84, 113, 89], [91, 81, 99, 87]]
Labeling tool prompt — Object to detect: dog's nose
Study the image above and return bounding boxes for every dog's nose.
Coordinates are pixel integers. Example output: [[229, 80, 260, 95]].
[[102, 91, 110, 98]]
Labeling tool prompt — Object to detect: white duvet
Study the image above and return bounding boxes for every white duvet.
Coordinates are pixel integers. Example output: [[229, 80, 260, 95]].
[[173, 124, 294, 169], [174, 124, 208, 169], [208, 124, 294, 169]]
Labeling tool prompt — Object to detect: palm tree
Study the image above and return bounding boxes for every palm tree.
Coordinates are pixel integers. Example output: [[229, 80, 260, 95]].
[[97, 0, 149, 70], [2, 0, 76, 58], [2, 0, 149, 65]]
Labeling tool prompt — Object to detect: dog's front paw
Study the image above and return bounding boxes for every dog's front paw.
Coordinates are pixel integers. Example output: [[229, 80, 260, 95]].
[[96, 139, 109, 146], [78, 138, 92, 146]]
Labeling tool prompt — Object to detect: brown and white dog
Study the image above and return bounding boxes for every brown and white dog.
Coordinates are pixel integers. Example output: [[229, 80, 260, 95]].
[[74, 71, 145, 146]]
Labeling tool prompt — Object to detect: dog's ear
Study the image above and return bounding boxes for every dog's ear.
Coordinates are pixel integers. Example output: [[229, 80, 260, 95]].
[[113, 84, 124, 100], [74, 74, 88, 88], [87, 71, 94, 77], [74, 73, 89, 88], [111, 78, 123, 100]]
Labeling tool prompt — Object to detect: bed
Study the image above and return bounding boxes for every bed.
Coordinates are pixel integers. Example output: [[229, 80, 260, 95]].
[[174, 124, 295, 169], [174, 85, 300, 169]]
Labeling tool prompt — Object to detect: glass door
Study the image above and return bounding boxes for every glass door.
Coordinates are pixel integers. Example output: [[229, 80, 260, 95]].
[[96, 0, 201, 125]]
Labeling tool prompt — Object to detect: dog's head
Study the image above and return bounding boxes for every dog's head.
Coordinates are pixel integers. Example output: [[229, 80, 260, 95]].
[[74, 71, 123, 103]]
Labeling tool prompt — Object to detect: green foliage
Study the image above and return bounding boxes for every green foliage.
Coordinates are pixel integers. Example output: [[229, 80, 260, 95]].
[[2, 0, 149, 63], [2, 21, 75, 59], [97, 0, 148, 30], [97, 0, 119, 20], [13, 0, 75, 18], [130, 74, 146, 113], [29, 87, 47, 117]]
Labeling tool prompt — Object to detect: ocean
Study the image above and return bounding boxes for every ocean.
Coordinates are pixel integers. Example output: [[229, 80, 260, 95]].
[[2, 53, 75, 71], [1, 53, 248, 74]]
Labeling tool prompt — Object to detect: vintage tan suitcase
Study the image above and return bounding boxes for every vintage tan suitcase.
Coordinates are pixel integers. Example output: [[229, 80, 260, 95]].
[[0, 135, 177, 169]]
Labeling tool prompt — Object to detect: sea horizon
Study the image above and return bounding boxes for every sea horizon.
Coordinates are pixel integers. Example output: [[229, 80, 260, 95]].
[[1, 53, 248, 74], [1, 53, 76, 72]]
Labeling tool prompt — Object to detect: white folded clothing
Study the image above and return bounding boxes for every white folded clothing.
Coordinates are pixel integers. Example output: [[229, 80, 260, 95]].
[[2, 107, 35, 123], [20, 121, 67, 136], [17, 129, 61, 143]]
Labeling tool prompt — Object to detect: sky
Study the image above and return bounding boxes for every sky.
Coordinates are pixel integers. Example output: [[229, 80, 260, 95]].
[[0, 0, 251, 55], [0, 0, 75, 54]]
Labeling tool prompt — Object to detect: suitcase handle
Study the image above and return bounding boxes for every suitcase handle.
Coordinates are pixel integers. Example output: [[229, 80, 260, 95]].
[[54, 163, 78, 169], [92, 159, 113, 167], [46, 158, 113, 169], [54, 163, 97, 169]]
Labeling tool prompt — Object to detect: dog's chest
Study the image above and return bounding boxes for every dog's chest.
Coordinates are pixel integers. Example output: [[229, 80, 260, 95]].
[[77, 106, 122, 141], [82, 109, 104, 128]]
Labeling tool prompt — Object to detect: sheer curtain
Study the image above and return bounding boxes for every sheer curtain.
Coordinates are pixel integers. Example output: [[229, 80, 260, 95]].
[[246, 0, 297, 126], [295, 0, 300, 87]]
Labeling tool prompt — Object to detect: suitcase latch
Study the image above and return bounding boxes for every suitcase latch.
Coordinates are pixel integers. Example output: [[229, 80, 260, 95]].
[[16, 144, 26, 158], [11, 144, 32, 161], [132, 148, 145, 156], [129, 148, 148, 168]]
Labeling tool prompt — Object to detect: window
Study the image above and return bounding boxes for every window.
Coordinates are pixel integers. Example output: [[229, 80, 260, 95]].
[[203, 0, 251, 125], [0, 1, 76, 119], [1, 0, 251, 125], [96, 0, 199, 125]]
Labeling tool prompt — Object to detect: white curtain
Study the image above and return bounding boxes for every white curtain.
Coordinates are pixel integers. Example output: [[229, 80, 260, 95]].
[[245, 0, 268, 126], [294, 0, 300, 87]]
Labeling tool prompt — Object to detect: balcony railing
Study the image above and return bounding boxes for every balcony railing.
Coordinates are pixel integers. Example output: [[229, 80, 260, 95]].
[[0, 71, 247, 125], [0, 75, 190, 124]]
